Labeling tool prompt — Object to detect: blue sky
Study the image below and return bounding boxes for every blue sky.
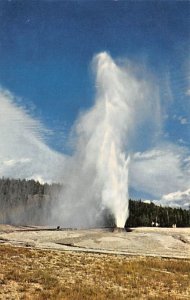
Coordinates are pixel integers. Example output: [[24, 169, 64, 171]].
[[0, 1, 190, 208], [0, 0, 189, 150]]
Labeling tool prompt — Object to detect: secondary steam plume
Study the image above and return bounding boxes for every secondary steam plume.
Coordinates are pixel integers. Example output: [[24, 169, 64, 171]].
[[53, 52, 160, 228]]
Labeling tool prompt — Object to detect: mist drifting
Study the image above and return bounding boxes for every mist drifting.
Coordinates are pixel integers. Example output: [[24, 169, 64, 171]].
[[52, 52, 161, 228]]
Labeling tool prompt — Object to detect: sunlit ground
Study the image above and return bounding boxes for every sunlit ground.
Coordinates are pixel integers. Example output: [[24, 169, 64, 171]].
[[0, 244, 189, 300]]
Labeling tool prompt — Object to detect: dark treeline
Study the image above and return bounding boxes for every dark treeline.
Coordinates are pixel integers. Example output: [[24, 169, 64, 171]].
[[0, 178, 62, 225], [126, 199, 190, 228], [0, 178, 189, 227]]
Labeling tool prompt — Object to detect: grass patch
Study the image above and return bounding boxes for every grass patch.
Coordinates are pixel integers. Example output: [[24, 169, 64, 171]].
[[0, 244, 189, 299]]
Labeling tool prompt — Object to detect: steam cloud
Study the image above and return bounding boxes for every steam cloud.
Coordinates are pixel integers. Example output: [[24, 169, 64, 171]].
[[52, 52, 161, 228]]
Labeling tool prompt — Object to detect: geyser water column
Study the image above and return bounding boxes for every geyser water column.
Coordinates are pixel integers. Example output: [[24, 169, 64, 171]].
[[72, 52, 132, 228], [55, 51, 160, 229], [95, 53, 130, 227]]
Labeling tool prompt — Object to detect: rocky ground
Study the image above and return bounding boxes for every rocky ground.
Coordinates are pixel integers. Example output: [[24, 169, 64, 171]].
[[0, 225, 189, 259]]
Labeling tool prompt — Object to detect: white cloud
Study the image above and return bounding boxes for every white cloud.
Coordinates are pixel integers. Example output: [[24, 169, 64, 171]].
[[154, 188, 190, 209], [130, 144, 190, 204], [3, 158, 31, 167], [172, 115, 189, 125], [162, 188, 190, 201], [179, 117, 188, 125], [153, 188, 190, 209], [0, 88, 65, 182], [186, 89, 190, 96], [142, 200, 151, 204]]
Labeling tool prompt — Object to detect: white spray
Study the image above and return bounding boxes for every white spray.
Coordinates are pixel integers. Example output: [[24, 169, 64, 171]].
[[53, 52, 161, 228], [94, 53, 131, 227]]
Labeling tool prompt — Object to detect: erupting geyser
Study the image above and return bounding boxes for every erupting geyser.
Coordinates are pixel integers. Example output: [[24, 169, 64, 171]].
[[53, 51, 159, 229], [96, 53, 130, 228]]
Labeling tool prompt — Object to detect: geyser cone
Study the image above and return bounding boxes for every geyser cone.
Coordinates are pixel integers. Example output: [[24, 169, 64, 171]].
[[113, 227, 126, 233]]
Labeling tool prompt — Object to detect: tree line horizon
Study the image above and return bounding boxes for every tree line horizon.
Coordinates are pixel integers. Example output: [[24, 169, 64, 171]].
[[0, 177, 189, 228]]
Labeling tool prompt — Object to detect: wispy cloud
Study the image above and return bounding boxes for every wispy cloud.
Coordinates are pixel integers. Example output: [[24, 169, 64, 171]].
[[0, 88, 65, 182], [172, 114, 189, 125], [179, 116, 188, 125]]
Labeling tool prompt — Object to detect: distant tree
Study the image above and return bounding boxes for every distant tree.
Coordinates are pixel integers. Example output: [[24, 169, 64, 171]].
[[0, 178, 189, 227]]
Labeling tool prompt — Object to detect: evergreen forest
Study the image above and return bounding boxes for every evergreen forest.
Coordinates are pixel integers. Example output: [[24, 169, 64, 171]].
[[0, 178, 189, 227]]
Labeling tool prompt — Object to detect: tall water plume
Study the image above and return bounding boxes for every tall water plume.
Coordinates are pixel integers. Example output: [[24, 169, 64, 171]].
[[52, 52, 161, 228]]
